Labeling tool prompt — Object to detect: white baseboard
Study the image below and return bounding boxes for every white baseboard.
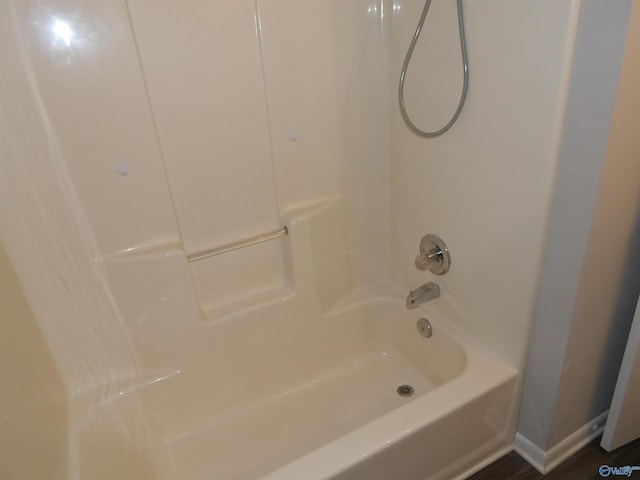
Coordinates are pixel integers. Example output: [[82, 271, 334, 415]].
[[514, 410, 609, 474]]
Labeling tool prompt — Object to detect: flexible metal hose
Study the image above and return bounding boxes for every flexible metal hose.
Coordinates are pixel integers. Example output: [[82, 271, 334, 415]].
[[399, 0, 469, 138]]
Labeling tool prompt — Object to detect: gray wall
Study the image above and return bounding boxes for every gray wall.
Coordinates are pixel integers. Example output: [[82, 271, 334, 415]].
[[518, 0, 640, 453]]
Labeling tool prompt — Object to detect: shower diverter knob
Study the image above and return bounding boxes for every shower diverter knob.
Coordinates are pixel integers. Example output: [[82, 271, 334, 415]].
[[414, 234, 451, 275]]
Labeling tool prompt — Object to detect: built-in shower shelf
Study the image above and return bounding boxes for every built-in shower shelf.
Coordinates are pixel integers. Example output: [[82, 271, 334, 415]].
[[187, 224, 295, 324], [202, 283, 295, 325]]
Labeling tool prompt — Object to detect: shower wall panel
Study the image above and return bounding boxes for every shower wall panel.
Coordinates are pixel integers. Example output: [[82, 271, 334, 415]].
[[128, 0, 287, 315], [1, 0, 182, 258], [0, 0, 183, 390], [259, 0, 390, 299], [128, 0, 280, 254], [388, 0, 578, 368]]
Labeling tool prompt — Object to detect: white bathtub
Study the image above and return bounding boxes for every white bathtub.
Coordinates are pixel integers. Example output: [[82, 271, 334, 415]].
[[75, 294, 516, 480], [258, 300, 517, 480]]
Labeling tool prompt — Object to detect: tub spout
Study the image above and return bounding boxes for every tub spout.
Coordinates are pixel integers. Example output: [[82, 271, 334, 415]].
[[406, 282, 440, 309]]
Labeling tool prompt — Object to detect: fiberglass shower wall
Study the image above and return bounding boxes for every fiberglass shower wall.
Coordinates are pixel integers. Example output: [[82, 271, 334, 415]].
[[1, 0, 390, 400], [389, 0, 579, 371], [1, 0, 389, 475], [125, 0, 390, 319]]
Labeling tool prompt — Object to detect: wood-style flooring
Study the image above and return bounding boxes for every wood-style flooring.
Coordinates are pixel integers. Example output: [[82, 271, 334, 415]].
[[468, 437, 640, 480]]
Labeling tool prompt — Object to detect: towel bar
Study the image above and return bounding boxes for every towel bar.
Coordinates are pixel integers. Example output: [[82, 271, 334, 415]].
[[187, 226, 288, 262]]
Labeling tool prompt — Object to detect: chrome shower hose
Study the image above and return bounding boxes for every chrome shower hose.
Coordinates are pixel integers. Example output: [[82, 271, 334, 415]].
[[399, 0, 469, 138]]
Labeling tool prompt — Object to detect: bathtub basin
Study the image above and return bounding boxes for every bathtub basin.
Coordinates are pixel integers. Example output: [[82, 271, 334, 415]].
[[87, 297, 517, 480]]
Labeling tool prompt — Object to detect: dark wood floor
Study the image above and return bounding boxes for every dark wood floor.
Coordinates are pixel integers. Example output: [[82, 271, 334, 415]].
[[469, 436, 640, 480]]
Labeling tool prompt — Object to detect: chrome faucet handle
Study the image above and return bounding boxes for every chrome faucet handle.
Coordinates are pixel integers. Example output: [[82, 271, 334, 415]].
[[414, 234, 451, 275]]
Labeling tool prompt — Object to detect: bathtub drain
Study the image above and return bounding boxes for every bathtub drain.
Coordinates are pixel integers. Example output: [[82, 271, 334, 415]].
[[397, 384, 414, 397]]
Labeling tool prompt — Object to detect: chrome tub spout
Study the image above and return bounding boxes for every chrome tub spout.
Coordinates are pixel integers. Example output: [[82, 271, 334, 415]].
[[406, 282, 440, 309]]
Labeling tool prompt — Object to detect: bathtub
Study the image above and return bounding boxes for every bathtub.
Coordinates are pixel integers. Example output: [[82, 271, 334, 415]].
[[76, 294, 516, 480]]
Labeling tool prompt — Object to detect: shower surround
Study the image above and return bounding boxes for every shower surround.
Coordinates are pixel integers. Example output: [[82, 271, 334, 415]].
[[0, 0, 597, 478]]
